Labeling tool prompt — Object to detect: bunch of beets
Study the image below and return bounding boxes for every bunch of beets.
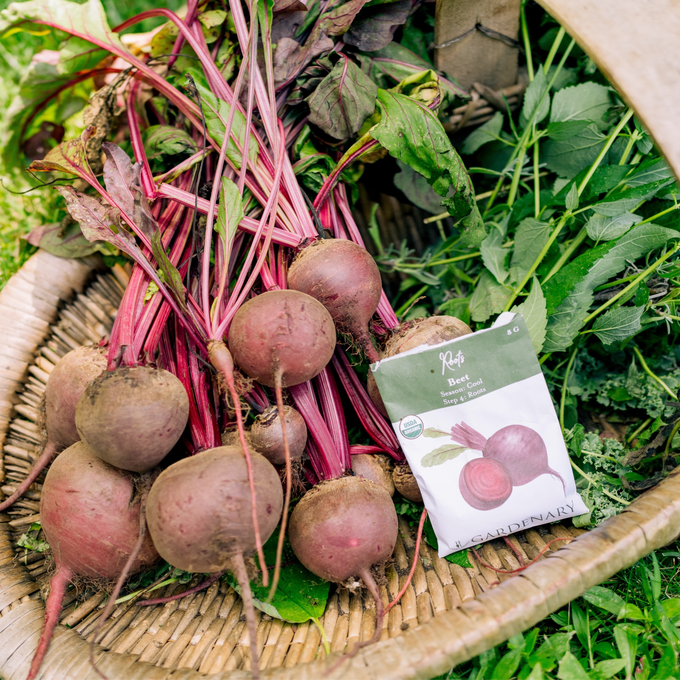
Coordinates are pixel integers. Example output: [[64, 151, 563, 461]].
[[0, 0, 483, 677]]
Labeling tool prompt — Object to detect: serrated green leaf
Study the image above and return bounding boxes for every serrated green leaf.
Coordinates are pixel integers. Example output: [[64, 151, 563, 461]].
[[470, 269, 512, 322], [421, 443, 466, 467], [543, 224, 677, 351], [510, 218, 551, 283], [480, 226, 509, 284], [546, 120, 591, 141], [591, 178, 675, 215], [626, 157, 674, 187], [586, 212, 641, 242], [25, 221, 101, 259], [550, 82, 612, 130], [565, 183, 579, 211], [511, 278, 547, 354], [521, 67, 550, 126], [593, 307, 645, 345], [461, 111, 503, 155], [544, 123, 607, 179], [422, 427, 449, 438], [393, 160, 446, 214], [368, 89, 484, 246]]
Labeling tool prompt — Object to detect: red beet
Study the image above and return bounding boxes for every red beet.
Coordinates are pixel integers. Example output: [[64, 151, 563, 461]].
[[367, 315, 472, 417], [351, 453, 394, 496], [392, 462, 422, 502], [450, 422, 566, 493], [288, 239, 382, 362], [0, 344, 107, 513], [28, 441, 158, 680], [459, 458, 513, 511], [145, 445, 283, 679], [228, 289, 336, 389], [288, 476, 397, 648], [229, 289, 337, 599], [75, 365, 190, 472], [251, 405, 307, 466]]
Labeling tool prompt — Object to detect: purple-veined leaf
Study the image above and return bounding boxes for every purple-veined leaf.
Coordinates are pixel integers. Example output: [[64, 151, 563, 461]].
[[56, 186, 140, 259], [25, 220, 102, 259], [307, 56, 378, 140], [344, 0, 411, 52], [28, 126, 98, 184]]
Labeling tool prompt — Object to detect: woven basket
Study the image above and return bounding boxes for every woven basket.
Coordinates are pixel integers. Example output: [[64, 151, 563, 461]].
[[1, 251, 679, 680]]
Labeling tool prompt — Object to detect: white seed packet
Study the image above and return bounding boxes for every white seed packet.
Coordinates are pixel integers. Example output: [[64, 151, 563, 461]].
[[371, 312, 588, 557]]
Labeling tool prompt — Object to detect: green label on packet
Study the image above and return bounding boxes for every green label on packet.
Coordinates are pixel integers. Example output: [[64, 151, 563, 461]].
[[371, 316, 541, 421]]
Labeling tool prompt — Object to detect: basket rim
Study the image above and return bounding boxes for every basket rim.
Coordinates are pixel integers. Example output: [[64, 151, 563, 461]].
[[1, 250, 679, 680]]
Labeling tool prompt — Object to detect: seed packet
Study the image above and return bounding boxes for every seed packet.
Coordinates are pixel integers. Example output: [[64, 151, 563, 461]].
[[371, 312, 588, 557]]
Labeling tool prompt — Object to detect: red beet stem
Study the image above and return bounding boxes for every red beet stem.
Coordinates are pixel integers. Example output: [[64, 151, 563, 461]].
[[0, 440, 58, 512], [386, 509, 427, 613], [137, 571, 224, 606], [268, 370, 291, 602], [450, 422, 487, 451], [209, 340, 268, 587], [232, 551, 260, 680], [27, 563, 73, 680]]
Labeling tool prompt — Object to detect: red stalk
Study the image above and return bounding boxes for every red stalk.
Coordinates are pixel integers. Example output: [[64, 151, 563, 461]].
[[314, 368, 350, 471]]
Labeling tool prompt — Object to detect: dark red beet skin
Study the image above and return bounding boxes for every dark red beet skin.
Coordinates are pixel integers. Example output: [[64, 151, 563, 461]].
[[76, 365, 190, 472], [288, 476, 397, 583], [459, 458, 513, 511], [229, 289, 336, 388], [0, 345, 107, 513], [146, 446, 283, 573], [287, 239, 382, 362], [28, 441, 158, 680]]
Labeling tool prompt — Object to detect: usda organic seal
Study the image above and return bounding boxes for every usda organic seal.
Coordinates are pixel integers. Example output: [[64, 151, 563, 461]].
[[399, 415, 423, 439]]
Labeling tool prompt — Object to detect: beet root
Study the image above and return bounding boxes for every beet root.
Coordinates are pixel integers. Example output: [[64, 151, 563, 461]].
[[368, 315, 472, 417], [28, 441, 158, 680], [351, 453, 395, 496], [146, 445, 282, 571], [228, 289, 336, 388], [76, 365, 189, 472], [459, 458, 513, 511], [288, 239, 382, 362], [251, 405, 307, 466], [289, 476, 397, 582], [145, 445, 283, 679], [0, 344, 107, 513], [288, 476, 397, 650], [392, 463, 423, 503]]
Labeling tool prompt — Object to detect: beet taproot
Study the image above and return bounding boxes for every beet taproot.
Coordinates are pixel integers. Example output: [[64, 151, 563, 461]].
[[0, 344, 107, 513], [27, 441, 158, 680], [228, 289, 336, 388], [76, 365, 189, 472], [145, 445, 283, 679], [288, 476, 397, 648], [392, 462, 423, 502], [251, 405, 307, 466], [351, 453, 395, 495], [288, 239, 382, 361]]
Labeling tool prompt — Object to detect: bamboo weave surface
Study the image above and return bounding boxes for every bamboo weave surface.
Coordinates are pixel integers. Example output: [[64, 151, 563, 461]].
[[0, 252, 679, 680]]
